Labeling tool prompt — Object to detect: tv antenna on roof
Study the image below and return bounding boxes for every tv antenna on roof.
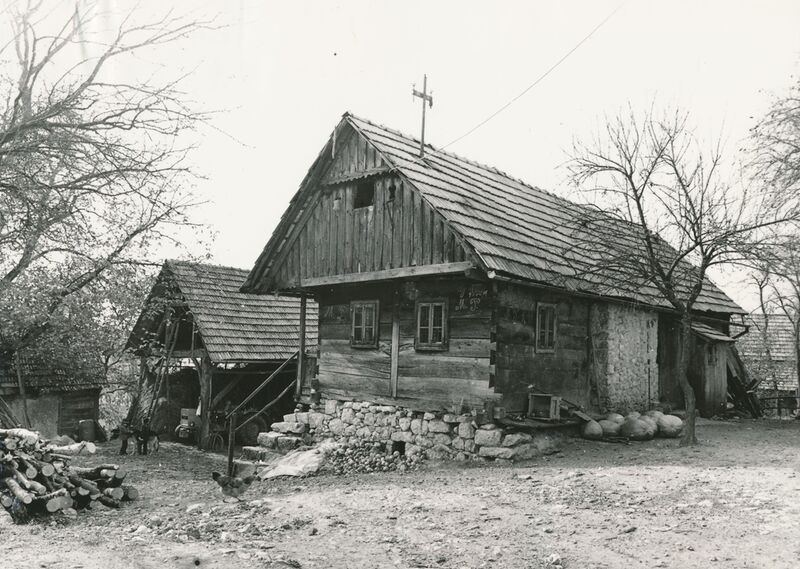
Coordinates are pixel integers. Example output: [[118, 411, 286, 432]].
[[412, 75, 433, 158]]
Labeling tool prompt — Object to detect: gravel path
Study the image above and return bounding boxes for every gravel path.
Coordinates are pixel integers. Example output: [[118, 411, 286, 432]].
[[5, 418, 800, 568]]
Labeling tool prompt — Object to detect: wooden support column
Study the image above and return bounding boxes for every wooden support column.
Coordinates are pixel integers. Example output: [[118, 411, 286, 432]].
[[197, 355, 213, 450], [295, 293, 307, 400], [390, 291, 400, 398]]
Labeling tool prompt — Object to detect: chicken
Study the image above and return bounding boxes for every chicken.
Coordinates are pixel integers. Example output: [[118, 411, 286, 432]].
[[211, 471, 256, 501]]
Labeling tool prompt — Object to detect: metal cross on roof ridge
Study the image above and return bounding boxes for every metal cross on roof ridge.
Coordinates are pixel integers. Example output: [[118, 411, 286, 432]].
[[412, 74, 433, 158]]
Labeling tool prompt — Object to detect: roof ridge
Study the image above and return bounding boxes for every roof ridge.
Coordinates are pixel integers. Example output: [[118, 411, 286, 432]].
[[345, 113, 574, 205], [166, 259, 250, 274]]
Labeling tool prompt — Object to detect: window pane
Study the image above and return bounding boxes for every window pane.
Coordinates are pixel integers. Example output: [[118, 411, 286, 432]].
[[354, 307, 362, 328], [419, 305, 430, 328], [354, 326, 362, 342], [364, 326, 374, 342], [364, 305, 374, 326], [419, 325, 429, 344], [432, 304, 443, 328], [432, 326, 442, 343]]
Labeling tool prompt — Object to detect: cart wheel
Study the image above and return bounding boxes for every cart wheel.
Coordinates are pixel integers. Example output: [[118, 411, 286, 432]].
[[236, 415, 267, 446], [207, 433, 224, 452]]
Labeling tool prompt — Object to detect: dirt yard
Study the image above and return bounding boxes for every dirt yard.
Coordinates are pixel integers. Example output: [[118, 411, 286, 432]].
[[5, 418, 800, 569]]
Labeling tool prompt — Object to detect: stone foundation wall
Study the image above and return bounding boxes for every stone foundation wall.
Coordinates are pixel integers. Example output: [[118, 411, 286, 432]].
[[259, 398, 567, 462]]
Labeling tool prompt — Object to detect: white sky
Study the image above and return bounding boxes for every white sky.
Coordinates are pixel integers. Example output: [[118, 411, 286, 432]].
[[120, 1, 800, 310]]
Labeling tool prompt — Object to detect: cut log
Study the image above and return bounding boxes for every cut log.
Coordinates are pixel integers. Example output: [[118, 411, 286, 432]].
[[121, 485, 139, 501], [2, 478, 33, 504], [68, 475, 100, 498], [103, 487, 124, 501], [98, 495, 120, 509], [47, 441, 96, 455]]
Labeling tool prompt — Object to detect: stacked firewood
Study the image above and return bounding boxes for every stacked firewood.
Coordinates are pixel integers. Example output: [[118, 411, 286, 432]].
[[0, 428, 139, 524]]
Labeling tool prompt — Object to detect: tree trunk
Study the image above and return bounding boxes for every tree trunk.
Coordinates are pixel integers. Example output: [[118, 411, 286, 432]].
[[677, 313, 699, 446], [794, 321, 800, 414]]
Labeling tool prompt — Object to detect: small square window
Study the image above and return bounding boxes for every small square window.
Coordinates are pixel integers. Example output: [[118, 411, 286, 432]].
[[354, 181, 375, 208], [416, 300, 448, 350], [536, 303, 557, 352], [351, 300, 379, 348]]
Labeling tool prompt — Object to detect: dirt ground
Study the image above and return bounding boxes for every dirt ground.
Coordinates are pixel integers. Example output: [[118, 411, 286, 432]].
[[4, 418, 800, 569]]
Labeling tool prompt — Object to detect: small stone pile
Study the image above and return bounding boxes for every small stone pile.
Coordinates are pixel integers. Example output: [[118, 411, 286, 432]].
[[582, 410, 684, 441], [325, 440, 421, 475]]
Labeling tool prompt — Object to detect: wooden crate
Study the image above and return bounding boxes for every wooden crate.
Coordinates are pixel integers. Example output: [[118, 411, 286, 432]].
[[527, 394, 561, 420]]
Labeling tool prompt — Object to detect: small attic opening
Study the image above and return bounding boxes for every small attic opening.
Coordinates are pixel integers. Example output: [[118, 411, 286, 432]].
[[354, 180, 375, 209]]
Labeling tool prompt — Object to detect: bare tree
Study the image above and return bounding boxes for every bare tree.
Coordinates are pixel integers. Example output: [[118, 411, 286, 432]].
[[568, 108, 800, 445], [751, 76, 800, 196], [748, 242, 800, 410], [0, 2, 212, 360]]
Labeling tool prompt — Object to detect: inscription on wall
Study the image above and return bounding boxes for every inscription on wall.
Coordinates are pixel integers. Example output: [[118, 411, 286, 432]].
[[455, 286, 488, 312]]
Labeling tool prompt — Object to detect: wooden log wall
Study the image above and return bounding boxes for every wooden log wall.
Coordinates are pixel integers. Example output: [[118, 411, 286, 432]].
[[270, 131, 469, 290], [493, 284, 593, 413], [315, 280, 498, 412]]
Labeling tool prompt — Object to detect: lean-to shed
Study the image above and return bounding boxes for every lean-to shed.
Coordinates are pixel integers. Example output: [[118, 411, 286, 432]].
[[127, 260, 317, 445]]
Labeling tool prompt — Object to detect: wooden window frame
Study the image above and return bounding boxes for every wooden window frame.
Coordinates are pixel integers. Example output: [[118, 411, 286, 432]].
[[350, 300, 379, 348], [535, 302, 557, 353], [415, 299, 448, 351]]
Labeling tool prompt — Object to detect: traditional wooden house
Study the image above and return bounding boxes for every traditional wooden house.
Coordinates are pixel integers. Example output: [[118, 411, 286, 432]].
[[0, 351, 105, 437], [127, 260, 318, 445], [241, 113, 744, 419], [738, 314, 798, 403]]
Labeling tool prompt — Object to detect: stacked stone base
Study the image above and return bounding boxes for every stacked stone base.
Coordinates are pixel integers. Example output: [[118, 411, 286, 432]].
[[256, 398, 569, 462]]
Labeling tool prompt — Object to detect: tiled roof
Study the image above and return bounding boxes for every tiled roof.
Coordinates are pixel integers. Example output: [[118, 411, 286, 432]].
[[738, 314, 797, 391], [0, 351, 105, 392], [131, 261, 317, 363], [343, 114, 742, 313]]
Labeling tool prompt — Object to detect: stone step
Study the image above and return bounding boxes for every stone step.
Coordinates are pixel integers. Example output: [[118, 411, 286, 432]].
[[240, 447, 279, 463], [270, 421, 307, 434], [257, 431, 304, 452]]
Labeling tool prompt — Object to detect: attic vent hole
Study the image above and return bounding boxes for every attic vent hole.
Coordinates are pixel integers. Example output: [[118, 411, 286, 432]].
[[387, 183, 397, 201], [354, 181, 375, 209]]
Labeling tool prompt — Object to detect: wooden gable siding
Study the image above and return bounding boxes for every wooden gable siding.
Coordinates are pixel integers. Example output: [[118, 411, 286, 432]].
[[314, 280, 498, 411], [268, 130, 470, 291], [493, 284, 593, 413]]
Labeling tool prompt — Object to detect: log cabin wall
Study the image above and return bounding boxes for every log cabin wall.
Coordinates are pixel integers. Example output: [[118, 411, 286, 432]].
[[268, 129, 470, 290], [314, 278, 498, 412], [493, 283, 594, 413]]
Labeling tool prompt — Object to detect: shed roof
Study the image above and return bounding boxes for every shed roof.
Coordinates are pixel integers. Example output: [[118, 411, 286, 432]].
[[737, 314, 797, 391], [0, 351, 105, 393], [129, 261, 318, 363], [243, 113, 742, 314], [738, 314, 795, 360]]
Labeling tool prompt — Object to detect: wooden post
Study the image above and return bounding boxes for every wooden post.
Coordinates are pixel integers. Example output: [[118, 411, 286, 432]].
[[13, 350, 31, 428], [226, 411, 236, 477], [390, 294, 400, 398], [197, 356, 213, 450], [295, 293, 307, 400]]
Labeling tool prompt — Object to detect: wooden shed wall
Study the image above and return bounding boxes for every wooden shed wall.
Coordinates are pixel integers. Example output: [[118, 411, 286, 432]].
[[493, 284, 593, 413], [315, 279, 497, 411], [268, 130, 470, 291]]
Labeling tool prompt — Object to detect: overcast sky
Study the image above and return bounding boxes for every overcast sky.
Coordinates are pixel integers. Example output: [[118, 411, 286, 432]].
[[113, 1, 800, 311]]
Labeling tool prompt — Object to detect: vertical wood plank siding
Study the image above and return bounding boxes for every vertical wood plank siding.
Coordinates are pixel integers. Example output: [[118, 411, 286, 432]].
[[269, 131, 470, 290]]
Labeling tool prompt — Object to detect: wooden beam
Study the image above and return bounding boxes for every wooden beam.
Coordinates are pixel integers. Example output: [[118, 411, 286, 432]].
[[296, 293, 307, 400], [323, 166, 390, 186], [209, 375, 246, 411], [298, 261, 475, 288]]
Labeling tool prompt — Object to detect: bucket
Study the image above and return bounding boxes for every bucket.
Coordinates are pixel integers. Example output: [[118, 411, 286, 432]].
[[78, 419, 96, 442]]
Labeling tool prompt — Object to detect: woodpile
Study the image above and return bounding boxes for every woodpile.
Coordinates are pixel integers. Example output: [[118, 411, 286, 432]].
[[0, 428, 139, 524]]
